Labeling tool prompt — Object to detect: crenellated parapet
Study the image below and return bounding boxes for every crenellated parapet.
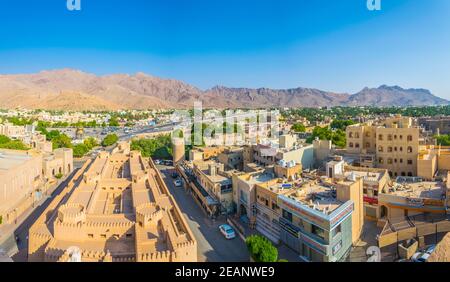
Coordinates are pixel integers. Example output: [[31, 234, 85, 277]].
[[135, 203, 163, 227], [57, 203, 86, 224], [138, 250, 172, 262]]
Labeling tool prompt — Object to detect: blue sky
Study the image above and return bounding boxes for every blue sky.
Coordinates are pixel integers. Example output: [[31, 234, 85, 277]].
[[0, 0, 449, 99]]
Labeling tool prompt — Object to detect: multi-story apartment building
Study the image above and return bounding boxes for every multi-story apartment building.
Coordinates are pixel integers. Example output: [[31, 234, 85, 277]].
[[326, 157, 390, 220], [276, 175, 364, 262], [346, 116, 420, 178], [28, 142, 197, 262], [192, 160, 234, 214], [243, 134, 314, 171]]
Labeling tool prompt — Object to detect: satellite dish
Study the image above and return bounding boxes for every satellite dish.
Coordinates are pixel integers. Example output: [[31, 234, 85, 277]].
[[66, 246, 82, 262]]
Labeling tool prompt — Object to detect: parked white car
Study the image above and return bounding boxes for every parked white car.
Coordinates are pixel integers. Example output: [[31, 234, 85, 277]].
[[174, 179, 182, 187], [219, 224, 236, 239]]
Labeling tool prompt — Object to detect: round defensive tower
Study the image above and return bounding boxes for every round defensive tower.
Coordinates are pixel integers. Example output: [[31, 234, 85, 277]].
[[172, 137, 185, 164]]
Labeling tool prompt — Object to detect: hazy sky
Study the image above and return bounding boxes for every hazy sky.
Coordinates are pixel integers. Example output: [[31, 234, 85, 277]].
[[0, 0, 449, 99]]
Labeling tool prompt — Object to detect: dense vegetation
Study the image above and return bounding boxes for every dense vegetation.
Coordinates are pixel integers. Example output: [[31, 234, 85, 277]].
[[131, 134, 173, 159], [283, 105, 450, 122], [101, 134, 119, 147], [73, 137, 99, 158], [245, 235, 278, 262], [306, 126, 347, 148], [435, 135, 450, 146], [291, 123, 306, 133], [0, 135, 29, 150]]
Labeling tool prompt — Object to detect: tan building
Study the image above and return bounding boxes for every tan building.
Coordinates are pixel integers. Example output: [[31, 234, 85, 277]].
[[192, 160, 234, 213], [0, 149, 43, 224], [28, 142, 197, 262], [255, 173, 364, 261], [346, 116, 420, 177], [378, 178, 449, 220], [417, 145, 450, 180], [0, 146, 73, 225], [42, 148, 73, 181], [0, 123, 25, 139]]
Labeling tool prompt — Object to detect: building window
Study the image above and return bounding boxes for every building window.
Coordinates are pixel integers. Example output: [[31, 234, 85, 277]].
[[349, 132, 353, 138], [388, 147, 393, 152], [400, 158, 403, 163], [311, 225, 325, 240], [401, 172, 406, 176], [88, 234, 94, 238], [378, 146, 383, 152], [355, 133, 360, 138], [407, 159, 413, 165], [394, 147, 397, 152], [407, 146, 413, 153], [349, 142, 354, 148], [399, 147, 403, 152], [378, 158, 384, 164], [331, 224, 342, 238], [378, 134, 383, 141], [408, 172, 413, 177], [388, 134, 393, 141], [126, 234, 132, 238], [355, 143, 360, 148], [388, 158, 393, 164], [373, 190, 378, 196], [282, 209, 293, 222], [394, 135, 397, 140], [100, 234, 107, 239], [407, 135, 413, 142], [365, 142, 370, 148]]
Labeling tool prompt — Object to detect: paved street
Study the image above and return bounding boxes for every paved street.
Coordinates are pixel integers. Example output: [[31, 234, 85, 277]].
[[158, 165, 250, 262]]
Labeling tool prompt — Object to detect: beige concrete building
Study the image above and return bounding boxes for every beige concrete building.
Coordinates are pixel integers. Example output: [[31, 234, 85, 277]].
[[28, 142, 197, 262], [417, 145, 450, 180], [192, 160, 234, 213], [378, 178, 449, 220], [0, 150, 42, 224], [346, 116, 420, 177], [0, 146, 73, 225]]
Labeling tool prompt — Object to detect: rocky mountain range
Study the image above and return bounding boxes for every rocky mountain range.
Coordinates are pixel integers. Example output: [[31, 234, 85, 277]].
[[0, 69, 447, 110]]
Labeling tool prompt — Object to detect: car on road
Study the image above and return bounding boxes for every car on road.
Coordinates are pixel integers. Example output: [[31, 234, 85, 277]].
[[171, 171, 178, 178], [219, 224, 236, 239], [154, 159, 162, 165], [412, 244, 436, 262], [174, 179, 182, 187]]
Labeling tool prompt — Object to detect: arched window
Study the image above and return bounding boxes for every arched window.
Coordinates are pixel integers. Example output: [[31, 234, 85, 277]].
[[407, 146, 413, 153], [388, 134, 393, 141], [349, 142, 354, 148], [388, 147, 393, 153], [399, 135, 403, 140], [399, 147, 403, 152], [379, 134, 383, 141], [378, 146, 384, 152], [349, 132, 353, 138], [387, 158, 393, 164], [378, 158, 384, 164], [355, 143, 360, 148], [407, 135, 413, 142]]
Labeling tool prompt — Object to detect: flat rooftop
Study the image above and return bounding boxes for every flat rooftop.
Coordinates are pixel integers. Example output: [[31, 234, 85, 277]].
[[0, 150, 32, 172], [283, 181, 342, 214], [343, 170, 384, 183], [388, 181, 447, 200]]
